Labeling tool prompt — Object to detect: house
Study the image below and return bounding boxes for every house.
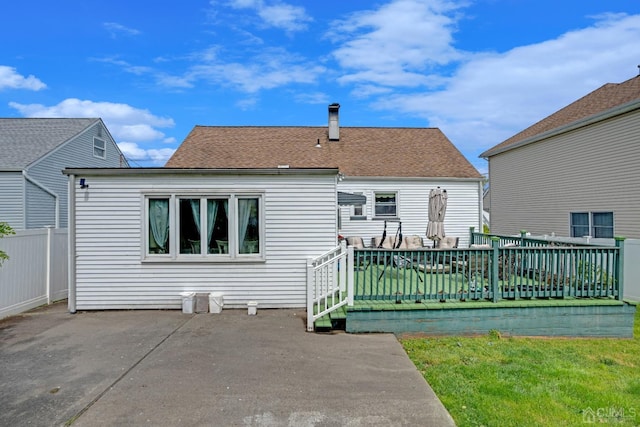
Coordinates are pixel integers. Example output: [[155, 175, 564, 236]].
[[64, 105, 483, 312], [0, 118, 128, 230], [64, 167, 339, 311], [480, 75, 640, 239], [167, 104, 485, 248]]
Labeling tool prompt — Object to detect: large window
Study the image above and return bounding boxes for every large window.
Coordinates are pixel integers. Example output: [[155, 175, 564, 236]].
[[570, 212, 613, 238], [145, 193, 263, 260], [374, 192, 397, 218]]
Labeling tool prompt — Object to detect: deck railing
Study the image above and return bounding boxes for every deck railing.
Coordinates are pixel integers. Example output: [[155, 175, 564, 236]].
[[353, 236, 624, 303]]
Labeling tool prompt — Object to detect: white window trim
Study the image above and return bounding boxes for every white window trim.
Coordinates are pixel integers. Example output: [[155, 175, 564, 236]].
[[93, 137, 106, 159], [373, 191, 399, 220], [142, 191, 265, 262]]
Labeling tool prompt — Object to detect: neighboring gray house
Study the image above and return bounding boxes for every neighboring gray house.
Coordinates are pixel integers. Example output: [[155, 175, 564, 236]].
[[481, 75, 640, 239], [0, 118, 128, 230]]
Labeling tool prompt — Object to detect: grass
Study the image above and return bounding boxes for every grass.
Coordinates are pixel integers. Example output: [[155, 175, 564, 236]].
[[400, 307, 640, 426]]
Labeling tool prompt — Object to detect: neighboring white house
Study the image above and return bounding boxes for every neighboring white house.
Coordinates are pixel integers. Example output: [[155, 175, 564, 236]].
[[167, 104, 485, 248], [0, 118, 128, 230], [64, 168, 338, 311], [480, 75, 640, 239]]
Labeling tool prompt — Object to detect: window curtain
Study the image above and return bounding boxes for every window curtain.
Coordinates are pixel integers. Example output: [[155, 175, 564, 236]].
[[206, 200, 218, 243], [238, 199, 253, 251], [149, 199, 169, 252], [190, 199, 201, 233]]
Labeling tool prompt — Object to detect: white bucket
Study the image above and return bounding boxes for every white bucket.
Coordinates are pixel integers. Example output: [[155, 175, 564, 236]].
[[180, 292, 196, 314], [209, 292, 224, 314]]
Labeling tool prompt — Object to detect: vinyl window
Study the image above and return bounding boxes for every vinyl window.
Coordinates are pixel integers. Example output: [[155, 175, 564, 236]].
[[145, 193, 263, 261], [570, 212, 613, 239], [93, 137, 106, 159], [374, 192, 397, 218]]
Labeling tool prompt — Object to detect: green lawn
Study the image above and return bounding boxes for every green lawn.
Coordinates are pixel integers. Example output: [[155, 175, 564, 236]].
[[400, 306, 640, 426]]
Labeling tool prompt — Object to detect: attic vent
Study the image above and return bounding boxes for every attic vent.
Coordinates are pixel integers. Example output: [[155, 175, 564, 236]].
[[328, 103, 340, 141]]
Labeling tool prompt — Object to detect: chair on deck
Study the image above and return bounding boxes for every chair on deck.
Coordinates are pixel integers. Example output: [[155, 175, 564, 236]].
[[435, 236, 459, 249]]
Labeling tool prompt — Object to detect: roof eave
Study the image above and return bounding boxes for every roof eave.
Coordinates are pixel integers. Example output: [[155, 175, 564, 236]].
[[62, 167, 340, 176]]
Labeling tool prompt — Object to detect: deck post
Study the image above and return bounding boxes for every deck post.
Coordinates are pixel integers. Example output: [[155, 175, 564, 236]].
[[347, 244, 354, 306], [469, 226, 475, 246], [615, 237, 625, 301], [520, 230, 527, 247], [491, 236, 500, 303], [306, 258, 315, 332]]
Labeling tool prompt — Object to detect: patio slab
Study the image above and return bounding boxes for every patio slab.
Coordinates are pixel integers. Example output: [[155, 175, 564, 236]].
[[0, 301, 455, 426]]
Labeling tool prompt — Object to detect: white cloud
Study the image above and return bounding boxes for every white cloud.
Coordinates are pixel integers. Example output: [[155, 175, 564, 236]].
[[0, 66, 46, 91], [189, 47, 326, 93], [294, 92, 330, 105], [224, 0, 312, 32], [258, 3, 312, 32], [328, 0, 464, 87], [382, 13, 640, 159], [9, 98, 176, 166], [118, 142, 175, 166], [103, 22, 141, 38]]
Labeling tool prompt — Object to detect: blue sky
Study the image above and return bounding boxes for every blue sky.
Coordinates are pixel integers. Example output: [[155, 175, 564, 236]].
[[2, 0, 640, 172]]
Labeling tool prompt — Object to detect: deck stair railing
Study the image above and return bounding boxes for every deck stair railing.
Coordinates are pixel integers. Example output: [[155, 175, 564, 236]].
[[306, 242, 354, 331]]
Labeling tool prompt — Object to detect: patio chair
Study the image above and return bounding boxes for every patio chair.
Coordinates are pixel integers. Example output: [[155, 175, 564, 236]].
[[435, 236, 459, 249], [346, 236, 365, 249]]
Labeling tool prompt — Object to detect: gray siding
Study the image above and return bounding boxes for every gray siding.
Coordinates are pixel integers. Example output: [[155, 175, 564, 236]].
[[72, 173, 337, 310], [338, 179, 482, 248], [26, 122, 125, 229], [489, 109, 640, 238], [0, 172, 25, 229], [25, 180, 55, 228]]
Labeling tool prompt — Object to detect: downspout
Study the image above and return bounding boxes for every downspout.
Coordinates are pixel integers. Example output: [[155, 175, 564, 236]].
[[68, 174, 77, 313], [22, 171, 60, 228]]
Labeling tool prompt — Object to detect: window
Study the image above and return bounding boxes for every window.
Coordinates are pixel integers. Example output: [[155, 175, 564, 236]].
[[570, 212, 613, 238], [374, 192, 397, 218], [350, 192, 366, 220], [145, 193, 263, 260], [93, 137, 106, 159]]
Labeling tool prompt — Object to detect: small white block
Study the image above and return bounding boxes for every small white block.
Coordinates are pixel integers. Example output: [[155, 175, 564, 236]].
[[247, 301, 258, 315]]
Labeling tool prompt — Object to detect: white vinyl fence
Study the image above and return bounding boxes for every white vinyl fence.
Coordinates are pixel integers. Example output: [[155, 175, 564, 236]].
[[0, 227, 68, 319], [624, 238, 640, 302]]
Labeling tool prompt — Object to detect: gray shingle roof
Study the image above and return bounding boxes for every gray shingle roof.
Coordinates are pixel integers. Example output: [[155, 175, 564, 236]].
[[166, 126, 482, 179], [0, 118, 98, 170]]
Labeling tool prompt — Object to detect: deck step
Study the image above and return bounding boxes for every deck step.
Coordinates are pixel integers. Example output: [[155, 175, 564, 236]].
[[314, 305, 347, 332]]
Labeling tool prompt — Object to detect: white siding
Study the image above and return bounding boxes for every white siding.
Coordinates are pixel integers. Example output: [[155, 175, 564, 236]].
[[27, 122, 125, 229], [337, 179, 482, 248], [0, 172, 24, 230], [72, 173, 337, 310], [489, 109, 640, 238]]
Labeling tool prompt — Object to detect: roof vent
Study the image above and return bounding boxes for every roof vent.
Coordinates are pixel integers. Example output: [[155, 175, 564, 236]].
[[277, 164, 290, 168], [328, 103, 340, 141]]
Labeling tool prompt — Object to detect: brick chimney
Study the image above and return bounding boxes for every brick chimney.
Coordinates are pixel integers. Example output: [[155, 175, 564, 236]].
[[328, 103, 340, 141]]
